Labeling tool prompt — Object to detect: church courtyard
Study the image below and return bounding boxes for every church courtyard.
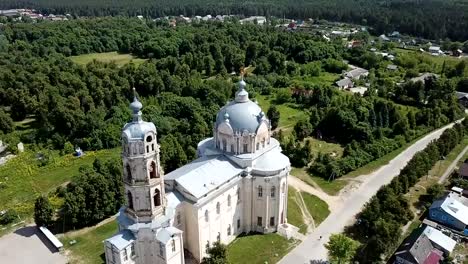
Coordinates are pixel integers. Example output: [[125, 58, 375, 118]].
[[60, 219, 299, 264], [0, 225, 66, 264]]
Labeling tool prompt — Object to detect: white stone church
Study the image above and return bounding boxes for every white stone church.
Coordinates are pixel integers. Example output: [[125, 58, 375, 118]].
[[104, 79, 291, 264]]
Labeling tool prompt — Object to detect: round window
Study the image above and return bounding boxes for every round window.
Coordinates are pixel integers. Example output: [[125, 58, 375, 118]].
[[146, 136, 153, 142]]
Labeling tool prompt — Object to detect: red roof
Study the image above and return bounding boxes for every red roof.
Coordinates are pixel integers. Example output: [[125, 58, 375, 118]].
[[423, 250, 442, 264]]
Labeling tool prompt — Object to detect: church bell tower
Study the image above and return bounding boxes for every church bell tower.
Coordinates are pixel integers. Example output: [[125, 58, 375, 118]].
[[121, 93, 165, 222]]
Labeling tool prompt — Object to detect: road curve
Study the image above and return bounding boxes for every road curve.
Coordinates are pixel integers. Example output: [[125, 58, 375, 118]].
[[279, 122, 458, 263]]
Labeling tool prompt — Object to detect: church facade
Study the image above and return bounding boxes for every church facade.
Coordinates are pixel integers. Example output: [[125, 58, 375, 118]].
[[104, 79, 291, 264]]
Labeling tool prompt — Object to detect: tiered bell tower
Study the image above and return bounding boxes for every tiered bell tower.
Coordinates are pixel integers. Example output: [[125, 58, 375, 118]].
[[121, 93, 165, 222]]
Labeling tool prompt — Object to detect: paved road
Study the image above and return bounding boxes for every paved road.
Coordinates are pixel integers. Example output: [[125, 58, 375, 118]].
[[279, 122, 457, 263], [438, 145, 468, 184]]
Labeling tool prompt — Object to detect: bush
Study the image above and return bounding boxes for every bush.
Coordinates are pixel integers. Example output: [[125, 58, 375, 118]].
[[0, 209, 18, 225]]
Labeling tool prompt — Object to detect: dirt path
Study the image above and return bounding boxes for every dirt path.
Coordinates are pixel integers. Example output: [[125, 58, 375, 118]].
[[288, 176, 340, 211], [438, 145, 468, 184]]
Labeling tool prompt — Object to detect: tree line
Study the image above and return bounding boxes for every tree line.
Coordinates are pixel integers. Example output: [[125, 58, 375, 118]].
[[1, 0, 468, 40], [0, 18, 343, 171], [34, 157, 123, 229], [345, 119, 467, 263]]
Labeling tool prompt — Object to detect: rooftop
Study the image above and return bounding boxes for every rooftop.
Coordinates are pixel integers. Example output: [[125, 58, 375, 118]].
[[106, 230, 135, 250], [430, 192, 468, 224], [165, 155, 242, 199], [423, 226, 456, 253]]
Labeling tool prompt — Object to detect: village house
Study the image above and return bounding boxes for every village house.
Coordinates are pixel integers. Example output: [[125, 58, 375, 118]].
[[428, 192, 468, 235], [335, 78, 353, 89], [428, 46, 443, 56], [456, 92, 468, 109], [344, 67, 369, 80], [394, 226, 456, 264]]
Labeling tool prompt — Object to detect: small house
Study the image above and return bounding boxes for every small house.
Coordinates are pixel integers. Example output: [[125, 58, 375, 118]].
[[344, 67, 369, 80], [428, 192, 468, 234], [335, 78, 353, 89], [428, 46, 443, 56], [456, 92, 468, 109], [394, 226, 455, 264]]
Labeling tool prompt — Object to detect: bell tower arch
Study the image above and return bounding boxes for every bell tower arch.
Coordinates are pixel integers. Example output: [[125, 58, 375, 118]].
[[121, 92, 165, 222]]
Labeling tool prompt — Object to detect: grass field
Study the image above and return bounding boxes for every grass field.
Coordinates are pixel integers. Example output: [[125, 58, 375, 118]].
[[287, 187, 307, 234], [70, 52, 147, 66], [61, 220, 118, 264], [293, 72, 340, 86], [300, 192, 330, 225], [227, 233, 297, 264], [256, 94, 307, 131], [0, 148, 120, 229]]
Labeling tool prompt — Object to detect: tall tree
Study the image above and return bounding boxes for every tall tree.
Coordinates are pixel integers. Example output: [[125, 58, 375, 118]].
[[201, 241, 228, 264], [34, 196, 54, 227], [267, 105, 280, 130], [325, 234, 359, 264]]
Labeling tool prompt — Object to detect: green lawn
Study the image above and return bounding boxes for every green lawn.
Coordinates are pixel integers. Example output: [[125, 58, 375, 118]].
[[227, 233, 297, 264], [305, 137, 344, 158], [300, 192, 330, 225], [0, 148, 120, 222], [293, 72, 340, 86], [61, 220, 118, 264], [287, 187, 307, 234], [70, 52, 147, 67], [256, 94, 307, 131]]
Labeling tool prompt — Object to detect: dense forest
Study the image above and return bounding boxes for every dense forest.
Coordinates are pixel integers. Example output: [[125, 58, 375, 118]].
[[1, 0, 468, 40], [0, 18, 464, 177]]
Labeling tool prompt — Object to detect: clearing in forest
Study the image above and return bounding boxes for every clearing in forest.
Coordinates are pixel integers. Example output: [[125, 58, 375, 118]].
[[70, 52, 147, 66]]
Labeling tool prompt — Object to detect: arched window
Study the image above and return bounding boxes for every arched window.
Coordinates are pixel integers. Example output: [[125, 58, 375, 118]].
[[126, 164, 132, 182], [227, 195, 231, 206], [271, 186, 276, 198], [217, 232, 220, 242], [227, 225, 231, 236], [243, 143, 248, 153], [146, 145, 149, 153], [149, 161, 157, 179], [222, 139, 227, 151], [262, 138, 265, 148], [237, 188, 241, 203], [152, 144, 154, 151], [127, 192, 133, 210], [282, 183, 286, 193], [230, 144, 234, 153], [258, 186, 263, 197], [171, 239, 176, 252], [256, 142, 260, 150], [216, 202, 220, 214], [205, 210, 209, 222], [154, 189, 161, 207]]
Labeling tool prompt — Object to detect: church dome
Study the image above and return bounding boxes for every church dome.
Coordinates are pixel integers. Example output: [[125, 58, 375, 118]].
[[215, 78, 266, 134], [216, 101, 263, 133], [122, 96, 156, 141]]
